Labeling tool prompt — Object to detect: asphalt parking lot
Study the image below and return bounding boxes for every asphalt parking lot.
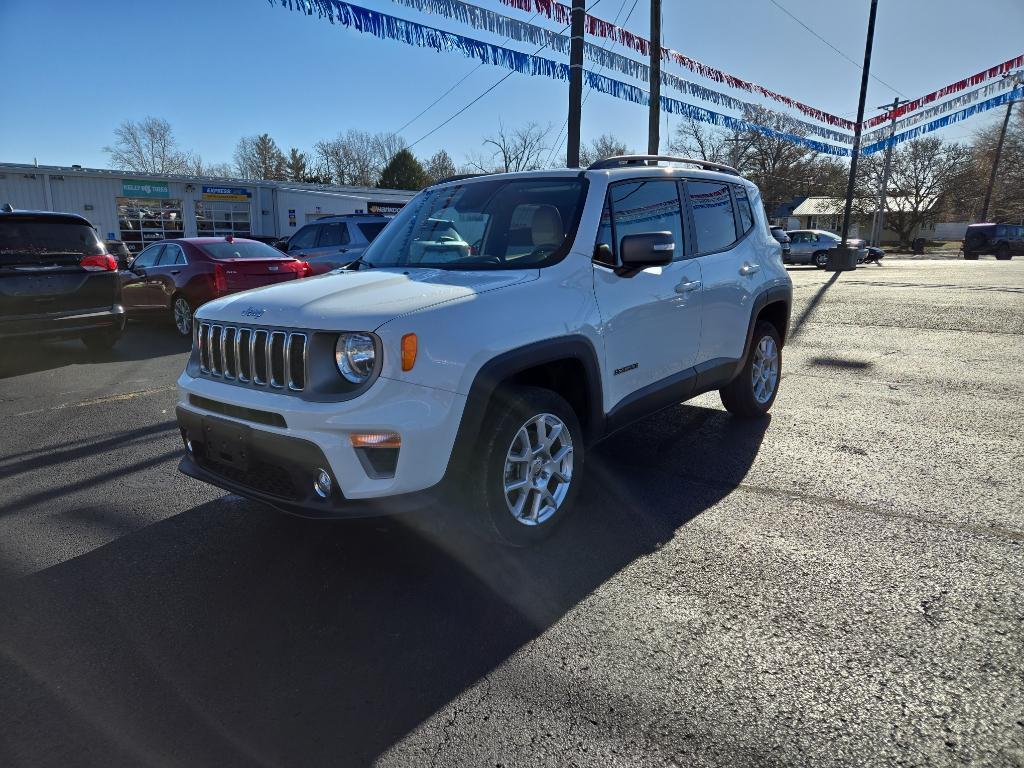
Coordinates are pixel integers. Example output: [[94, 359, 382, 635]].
[[1, 258, 1022, 767]]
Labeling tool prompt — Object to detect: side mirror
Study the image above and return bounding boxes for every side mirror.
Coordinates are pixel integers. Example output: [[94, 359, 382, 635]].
[[275, 239, 290, 252], [618, 232, 675, 276]]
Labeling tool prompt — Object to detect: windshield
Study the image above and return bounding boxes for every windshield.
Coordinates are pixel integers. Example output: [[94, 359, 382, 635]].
[[359, 177, 587, 269], [201, 240, 287, 260]]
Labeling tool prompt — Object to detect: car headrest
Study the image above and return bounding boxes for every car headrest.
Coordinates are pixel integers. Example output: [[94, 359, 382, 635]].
[[531, 205, 564, 248]]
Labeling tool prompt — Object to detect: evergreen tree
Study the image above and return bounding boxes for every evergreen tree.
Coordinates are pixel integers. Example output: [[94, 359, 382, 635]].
[[378, 149, 427, 190]]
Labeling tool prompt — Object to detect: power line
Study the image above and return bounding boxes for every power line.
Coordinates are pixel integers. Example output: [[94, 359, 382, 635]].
[[392, 10, 543, 137], [766, 0, 907, 98], [407, 0, 606, 151]]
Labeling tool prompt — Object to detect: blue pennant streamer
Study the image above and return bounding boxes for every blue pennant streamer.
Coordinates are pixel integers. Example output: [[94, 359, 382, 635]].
[[269, 0, 852, 157]]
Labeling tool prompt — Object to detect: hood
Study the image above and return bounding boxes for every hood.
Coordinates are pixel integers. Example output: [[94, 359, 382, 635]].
[[195, 267, 537, 331]]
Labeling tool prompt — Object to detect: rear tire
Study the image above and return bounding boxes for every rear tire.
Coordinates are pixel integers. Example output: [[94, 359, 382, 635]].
[[720, 322, 782, 419], [963, 253, 979, 261], [172, 295, 194, 337], [81, 327, 122, 353], [813, 251, 829, 268], [471, 386, 584, 546]]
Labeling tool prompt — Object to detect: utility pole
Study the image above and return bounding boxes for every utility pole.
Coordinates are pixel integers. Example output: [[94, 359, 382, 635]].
[[566, 0, 585, 167], [833, 0, 879, 271], [648, 0, 661, 155], [980, 72, 1023, 221], [870, 96, 906, 246]]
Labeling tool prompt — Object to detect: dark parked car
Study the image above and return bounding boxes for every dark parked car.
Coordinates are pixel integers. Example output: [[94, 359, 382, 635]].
[[121, 237, 312, 336], [0, 205, 124, 350], [279, 214, 391, 274], [963, 223, 1023, 260], [770, 226, 792, 260], [105, 239, 131, 268]]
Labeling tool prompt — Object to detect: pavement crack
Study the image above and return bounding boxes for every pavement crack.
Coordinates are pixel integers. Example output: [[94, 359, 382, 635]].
[[13, 385, 176, 417]]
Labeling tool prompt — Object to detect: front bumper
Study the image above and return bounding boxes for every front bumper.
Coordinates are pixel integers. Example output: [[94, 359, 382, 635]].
[[175, 371, 466, 515], [0, 304, 125, 339]]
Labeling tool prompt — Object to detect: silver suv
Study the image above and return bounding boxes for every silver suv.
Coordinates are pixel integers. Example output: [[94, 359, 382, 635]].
[[280, 214, 391, 274]]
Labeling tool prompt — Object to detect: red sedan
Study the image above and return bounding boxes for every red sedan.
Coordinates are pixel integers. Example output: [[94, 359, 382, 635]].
[[121, 237, 312, 336]]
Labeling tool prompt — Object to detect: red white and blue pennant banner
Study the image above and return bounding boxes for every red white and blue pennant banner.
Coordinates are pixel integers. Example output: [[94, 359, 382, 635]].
[[391, 0, 853, 144], [864, 54, 1024, 129], [497, 0, 855, 129], [271, 0, 852, 155]]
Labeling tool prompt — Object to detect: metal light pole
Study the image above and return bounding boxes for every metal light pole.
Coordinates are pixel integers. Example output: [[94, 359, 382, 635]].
[[566, 0, 585, 167], [870, 96, 906, 246], [980, 72, 1022, 222], [832, 0, 879, 271], [648, 0, 662, 155]]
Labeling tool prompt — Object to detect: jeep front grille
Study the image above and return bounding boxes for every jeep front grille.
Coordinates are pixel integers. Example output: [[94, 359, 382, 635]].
[[197, 321, 307, 391]]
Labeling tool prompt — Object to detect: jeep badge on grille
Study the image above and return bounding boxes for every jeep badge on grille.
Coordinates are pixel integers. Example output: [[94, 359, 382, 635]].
[[241, 307, 266, 319]]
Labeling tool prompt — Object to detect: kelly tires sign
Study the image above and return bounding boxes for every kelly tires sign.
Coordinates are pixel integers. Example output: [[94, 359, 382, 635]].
[[121, 180, 169, 198]]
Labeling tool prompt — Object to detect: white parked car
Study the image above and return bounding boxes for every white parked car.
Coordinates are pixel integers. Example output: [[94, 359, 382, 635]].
[[176, 156, 792, 545]]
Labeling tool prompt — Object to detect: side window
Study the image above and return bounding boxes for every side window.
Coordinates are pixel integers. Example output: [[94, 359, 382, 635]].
[[734, 185, 754, 235], [687, 181, 737, 254], [133, 244, 163, 268], [317, 222, 351, 247], [156, 244, 179, 266], [995, 225, 1006, 239], [289, 224, 319, 250], [174, 246, 187, 265], [607, 180, 685, 261]]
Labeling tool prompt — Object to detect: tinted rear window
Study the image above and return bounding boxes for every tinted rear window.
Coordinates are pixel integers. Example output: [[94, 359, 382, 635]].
[[358, 222, 388, 241], [0, 219, 103, 264], [201, 240, 285, 260]]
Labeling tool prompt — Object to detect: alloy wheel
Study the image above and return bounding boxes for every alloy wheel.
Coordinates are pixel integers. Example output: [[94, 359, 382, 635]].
[[174, 297, 192, 335], [502, 413, 574, 526], [751, 335, 780, 404]]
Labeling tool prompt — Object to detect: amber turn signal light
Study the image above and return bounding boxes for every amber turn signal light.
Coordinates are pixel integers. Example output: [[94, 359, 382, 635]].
[[350, 432, 402, 449], [401, 333, 418, 371]]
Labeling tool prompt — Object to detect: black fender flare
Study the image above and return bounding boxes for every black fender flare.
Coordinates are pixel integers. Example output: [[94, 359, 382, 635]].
[[447, 335, 605, 474], [734, 284, 792, 377]]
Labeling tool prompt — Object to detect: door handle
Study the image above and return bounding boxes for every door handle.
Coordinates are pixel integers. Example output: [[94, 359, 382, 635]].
[[170, 270, 181, 275], [739, 263, 760, 276], [674, 279, 702, 294], [338, 247, 350, 253]]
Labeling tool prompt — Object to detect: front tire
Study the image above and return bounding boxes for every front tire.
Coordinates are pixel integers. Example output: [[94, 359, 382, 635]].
[[813, 251, 829, 269], [472, 386, 584, 546], [720, 322, 782, 418], [996, 244, 1011, 261], [172, 295, 194, 337]]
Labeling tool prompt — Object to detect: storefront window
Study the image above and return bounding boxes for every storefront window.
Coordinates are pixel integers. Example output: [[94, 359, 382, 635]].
[[117, 197, 184, 253], [196, 201, 251, 238]]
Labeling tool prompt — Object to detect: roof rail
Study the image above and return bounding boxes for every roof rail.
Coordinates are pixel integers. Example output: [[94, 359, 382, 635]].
[[587, 155, 740, 176]]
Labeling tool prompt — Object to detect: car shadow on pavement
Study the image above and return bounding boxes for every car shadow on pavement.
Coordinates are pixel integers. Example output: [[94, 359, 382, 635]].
[[0, 321, 190, 380], [0, 404, 769, 768]]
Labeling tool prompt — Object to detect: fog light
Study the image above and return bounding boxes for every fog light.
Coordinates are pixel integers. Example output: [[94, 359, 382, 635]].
[[314, 469, 332, 499]]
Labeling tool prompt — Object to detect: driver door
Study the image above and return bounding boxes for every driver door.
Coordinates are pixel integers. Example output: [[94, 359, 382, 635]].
[[592, 179, 703, 412]]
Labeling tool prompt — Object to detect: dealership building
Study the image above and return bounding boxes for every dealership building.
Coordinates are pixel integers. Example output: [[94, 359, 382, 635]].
[[0, 162, 416, 253]]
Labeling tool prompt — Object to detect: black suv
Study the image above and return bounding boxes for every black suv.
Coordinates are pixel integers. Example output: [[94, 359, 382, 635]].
[[963, 223, 1023, 260], [0, 206, 125, 350]]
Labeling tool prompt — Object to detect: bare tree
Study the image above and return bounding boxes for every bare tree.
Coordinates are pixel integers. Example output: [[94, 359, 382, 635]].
[[425, 149, 458, 184], [854, 138, 972, 244], [966, 110, 1024, 221], [234, 134, 287, 181], [313, 130, 408, 187], [578, 134, 630, 167], [185, 156, 235, 178], [103, 117, 194, 174], [469, 122, 552, 173]]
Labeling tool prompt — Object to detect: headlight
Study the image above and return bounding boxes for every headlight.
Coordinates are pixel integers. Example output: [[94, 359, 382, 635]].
[[335, 333, 377, 384]]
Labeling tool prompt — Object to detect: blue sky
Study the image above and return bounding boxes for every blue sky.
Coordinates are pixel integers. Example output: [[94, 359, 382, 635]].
[[2, 0, 1021, 170]]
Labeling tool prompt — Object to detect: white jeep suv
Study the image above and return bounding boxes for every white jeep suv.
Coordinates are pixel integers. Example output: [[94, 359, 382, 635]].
[[176, 156, 792, 545]]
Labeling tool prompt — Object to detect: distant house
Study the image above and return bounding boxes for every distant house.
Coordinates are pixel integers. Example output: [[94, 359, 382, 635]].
[[778, 196, 939, 243]]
